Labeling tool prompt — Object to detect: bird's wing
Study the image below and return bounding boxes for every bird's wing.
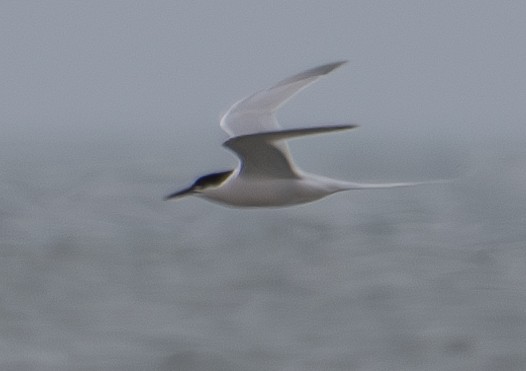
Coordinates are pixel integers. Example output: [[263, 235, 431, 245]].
[[223, 125, 357, 179], [220, 61, 348, 138]]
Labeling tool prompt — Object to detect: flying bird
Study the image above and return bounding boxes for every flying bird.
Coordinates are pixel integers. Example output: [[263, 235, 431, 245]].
[[166, 61, 434, 208]]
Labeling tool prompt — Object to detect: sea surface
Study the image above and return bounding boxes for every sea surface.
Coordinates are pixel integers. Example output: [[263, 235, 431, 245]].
[[1, 137, 525, 371]]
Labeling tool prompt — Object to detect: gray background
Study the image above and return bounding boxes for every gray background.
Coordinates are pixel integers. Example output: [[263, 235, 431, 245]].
[[1, 1, 526, 370]]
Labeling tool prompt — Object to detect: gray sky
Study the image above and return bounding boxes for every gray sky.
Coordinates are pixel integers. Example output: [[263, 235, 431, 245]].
[[1, 1, 525, 163]]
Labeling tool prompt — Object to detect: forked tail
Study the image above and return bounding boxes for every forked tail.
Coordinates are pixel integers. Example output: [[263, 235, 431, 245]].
[[331, 178, 451, 191]]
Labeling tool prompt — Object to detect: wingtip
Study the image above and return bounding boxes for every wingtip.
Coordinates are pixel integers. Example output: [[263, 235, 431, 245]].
[[330, 123, 359, 131], [313, 60, 349, 75], [275, 60, 349, 87], [329, 60, 349, 69]]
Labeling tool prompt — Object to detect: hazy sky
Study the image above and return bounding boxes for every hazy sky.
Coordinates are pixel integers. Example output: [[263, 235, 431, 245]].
[[2, 1, 525, 160]]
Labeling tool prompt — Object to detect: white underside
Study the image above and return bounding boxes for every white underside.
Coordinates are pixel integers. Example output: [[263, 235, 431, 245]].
[[198, 173, 346, 207], [197, 171, 440, 208]]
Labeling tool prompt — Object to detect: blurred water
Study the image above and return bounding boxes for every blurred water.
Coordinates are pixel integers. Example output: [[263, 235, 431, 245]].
[[1, 138, 526, 371]]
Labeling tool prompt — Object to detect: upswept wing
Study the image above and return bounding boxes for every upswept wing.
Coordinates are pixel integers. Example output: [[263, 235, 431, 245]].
[[223, 125, 357, 179], [219, 61, 348, 138]]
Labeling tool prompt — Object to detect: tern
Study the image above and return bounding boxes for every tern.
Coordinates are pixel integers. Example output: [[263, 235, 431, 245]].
[[166, 61, 435, 208]]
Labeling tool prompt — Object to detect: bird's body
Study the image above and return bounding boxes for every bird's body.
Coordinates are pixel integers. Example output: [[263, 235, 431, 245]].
[[200, 171, 347, 207], [166, 61, 436, 208]]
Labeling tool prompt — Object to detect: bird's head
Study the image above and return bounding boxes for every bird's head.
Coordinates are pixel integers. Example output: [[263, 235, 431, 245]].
[[164, 170, 233, 200]]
